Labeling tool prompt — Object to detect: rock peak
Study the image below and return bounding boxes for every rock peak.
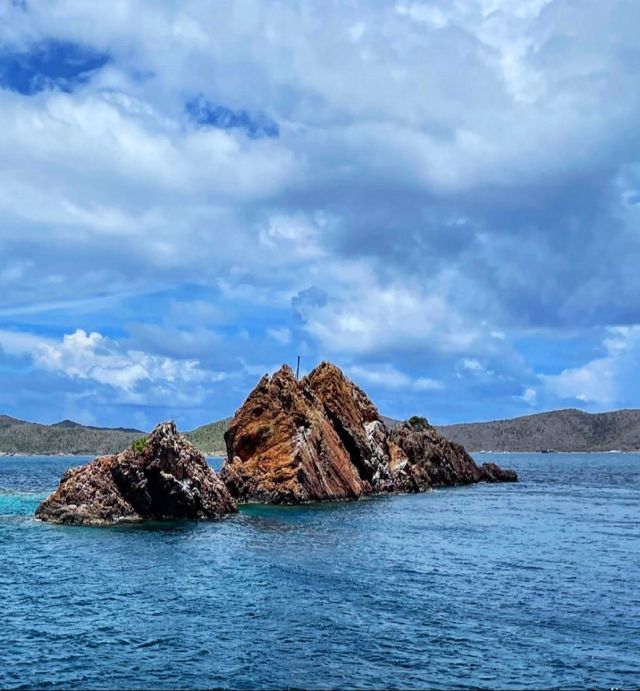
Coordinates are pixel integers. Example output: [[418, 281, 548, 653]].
[[143, 420, 190, 454], [36, 421, 237, 525], [307, 361, 343, 377], [151, 419, 178, 436], [145, 420, 179, 446], [221, 360, 517, 504], [270, 363, 298, 384]]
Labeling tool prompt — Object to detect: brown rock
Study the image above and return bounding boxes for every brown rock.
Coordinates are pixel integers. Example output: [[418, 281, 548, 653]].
[[221, 362, 517, 504], [35, 421, 237, 525], [221, 366, 366, 503], [478, 462, 518, 483], [305, 362, 396, 492], [389, 418, 489, 489]]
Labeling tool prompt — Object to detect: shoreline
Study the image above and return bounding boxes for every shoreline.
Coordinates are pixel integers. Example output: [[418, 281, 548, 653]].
[[0, 450, 227, 458], [3, 449, 640, 458], [473, 449, 640, 454]]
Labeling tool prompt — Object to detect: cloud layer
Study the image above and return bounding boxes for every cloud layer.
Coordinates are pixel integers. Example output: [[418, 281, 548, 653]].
[[1, 0, 639, 429]]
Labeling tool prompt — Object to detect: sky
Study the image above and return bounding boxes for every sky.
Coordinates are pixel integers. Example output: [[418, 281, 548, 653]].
[[1, 0, 640, 431]]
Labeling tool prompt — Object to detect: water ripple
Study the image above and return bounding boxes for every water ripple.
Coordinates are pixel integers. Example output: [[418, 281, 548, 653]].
[[0, 453, 639, 689]]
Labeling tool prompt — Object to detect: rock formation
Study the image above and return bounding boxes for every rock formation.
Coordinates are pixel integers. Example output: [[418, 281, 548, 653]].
[[221, 362, 517, 504], [388, 418, 517, 491], [306, 363, 397, 492], [36, 421, 237, 525], [220, 365, 366, 503]]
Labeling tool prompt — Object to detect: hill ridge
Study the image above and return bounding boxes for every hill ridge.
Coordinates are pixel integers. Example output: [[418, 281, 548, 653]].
[[3, 408, 640, 455], [0, 414, 230, 456], [435, 408, 640, 452], [52, 419, 144, 434]]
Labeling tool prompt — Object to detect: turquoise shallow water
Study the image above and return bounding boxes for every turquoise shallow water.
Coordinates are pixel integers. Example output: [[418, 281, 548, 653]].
[[1, 453, 639, 690]]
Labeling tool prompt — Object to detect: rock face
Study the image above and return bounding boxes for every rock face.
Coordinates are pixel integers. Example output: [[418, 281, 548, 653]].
[[221, 362, 517, 504], [306, 363, 396, 493], [36, 421, 237, 525], [388, 419, 518, 491], [220, 366, 366, 503]]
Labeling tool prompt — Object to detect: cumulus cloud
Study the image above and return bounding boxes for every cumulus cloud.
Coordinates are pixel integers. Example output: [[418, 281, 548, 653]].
[[520, 387, 538, 406], [463, 359, 484, 372], [348, 364, 442, 392], [2, 0, 639, 329], [540, 327, 640, 406], [267, 327, 292, 345], [0, 328, 221, 394], [304, 275, 482, 357], [1, 0, 639, 425], [259, 213, 328, 260]]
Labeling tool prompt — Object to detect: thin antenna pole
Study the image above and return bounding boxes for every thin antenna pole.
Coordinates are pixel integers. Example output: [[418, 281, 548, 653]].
[[296, 355, 301, 380]]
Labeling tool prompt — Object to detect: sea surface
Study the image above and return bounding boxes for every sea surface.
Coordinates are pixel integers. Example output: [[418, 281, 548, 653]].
[[1, 453, 639, 690]]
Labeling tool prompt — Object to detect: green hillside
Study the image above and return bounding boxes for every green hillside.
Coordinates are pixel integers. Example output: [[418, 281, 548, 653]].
[[186, 418, 231, 455], [0, 419, 145, 456], [0, 415, 233, 457], [4, 407, 640, 456]]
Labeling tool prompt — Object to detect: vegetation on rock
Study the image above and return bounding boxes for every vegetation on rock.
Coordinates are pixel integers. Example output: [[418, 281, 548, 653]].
[[407, 416, 429, 431], [130, 436, 149, 454], [186, 419, 230, 455]]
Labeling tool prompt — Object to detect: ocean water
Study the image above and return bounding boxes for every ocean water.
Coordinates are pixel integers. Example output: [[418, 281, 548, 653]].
[[0, 453, 639, 690]]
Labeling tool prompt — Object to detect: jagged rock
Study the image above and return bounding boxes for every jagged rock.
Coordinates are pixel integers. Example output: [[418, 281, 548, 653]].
[[35, 421, 237, 525], [388, 419, 517, 489], [221, 362, 517, 504], [477, 462, 518, 483], [220, 366, 366, 503], [306, 363, 396, 492]]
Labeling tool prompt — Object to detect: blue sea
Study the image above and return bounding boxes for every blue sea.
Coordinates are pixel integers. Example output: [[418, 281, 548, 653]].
[[1, 453, 639, 690]]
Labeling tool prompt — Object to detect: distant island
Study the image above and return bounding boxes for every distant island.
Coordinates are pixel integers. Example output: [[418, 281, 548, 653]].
[[0, 414, 229, 456], [434, 409, 640, 452], [3, 408, 640, 456]]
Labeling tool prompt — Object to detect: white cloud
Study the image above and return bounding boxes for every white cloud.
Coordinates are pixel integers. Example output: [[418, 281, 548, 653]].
[[540, 327, 640, 406], [520, 387, 537, 406], [267, 327, 292, 345], [414, 376, 444, 392], [0, 328, 224, 394], [0, 87, 295, 211], [463, 358, 484, 372], [258, 213, 327, 259], [1, 0, 639, 323], [305, 270, 482, 357], [348, 363, 442, 392]]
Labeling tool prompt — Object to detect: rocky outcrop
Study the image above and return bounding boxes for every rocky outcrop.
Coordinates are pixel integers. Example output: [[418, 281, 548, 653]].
[[388, 419, 517, 491], [220, 366, 366, 503], [36, 421, 237, 525], [306, 363, 396, 492], [221, 362, 517, 504]]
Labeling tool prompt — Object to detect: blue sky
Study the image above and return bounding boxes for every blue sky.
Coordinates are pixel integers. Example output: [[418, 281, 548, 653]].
[[1, 0, 640, 431]]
